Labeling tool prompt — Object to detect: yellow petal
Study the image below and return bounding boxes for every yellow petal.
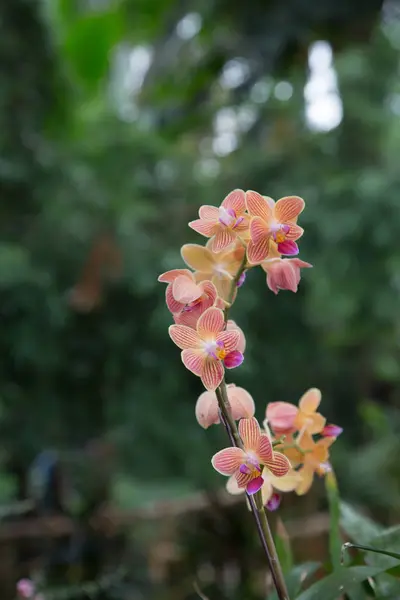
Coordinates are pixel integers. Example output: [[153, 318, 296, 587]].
[[181, 244, 214, 273], [295, 466, 315, 496], [299, 388, 322, 414], [269, 469, 301, 492]]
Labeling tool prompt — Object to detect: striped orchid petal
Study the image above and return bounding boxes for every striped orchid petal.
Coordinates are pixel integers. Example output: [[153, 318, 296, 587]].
[[250, 216, 269, 245], [181, 349, 205, 375], [189, 219, 217, 237], [199, 205, 219, 220], [197, 307, 224, 338], [212, 447, 245, 475], [211, 228, 236, 252], [216, 330, 240, 353], [239, 417, 261, 451], [245, 190, 272, 221], [285, 223, 304, 240], [222, 189, 246, 214], [169, 324, 202, 349], [166, 285, 184, 314], [256, 434, 273, 464], [201, 359, 224, 390], [266, 452, 291, 477], [247, 238, 271, 264], [275, 196, 305, 223]]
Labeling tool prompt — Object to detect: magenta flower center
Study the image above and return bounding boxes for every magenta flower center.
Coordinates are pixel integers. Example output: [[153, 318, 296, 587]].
[[239, 453, 261, 478], [218, 207, 244, 229], [203, 339, 227, 361]]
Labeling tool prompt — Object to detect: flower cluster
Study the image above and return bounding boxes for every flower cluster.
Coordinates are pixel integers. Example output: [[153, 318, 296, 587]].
[[159, 188, 341, 511]]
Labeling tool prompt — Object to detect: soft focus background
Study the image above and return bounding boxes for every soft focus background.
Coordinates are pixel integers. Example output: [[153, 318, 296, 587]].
[[1, 0, 400, 598]]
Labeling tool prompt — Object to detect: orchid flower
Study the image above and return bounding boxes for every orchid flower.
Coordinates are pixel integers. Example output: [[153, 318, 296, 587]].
[[294, 388, 326, 435], [266, 401, 298, 435], [212, 417, 290, 494], [195, 383, 255, 428], [169, 307, 243, 390], [189, 189, 249, 252], [246, 191, 304, 264], [181, 241, 246, 301], [158, 269, 222, 328], [261, 257, 312, 294], [294, 432, 336, 495]]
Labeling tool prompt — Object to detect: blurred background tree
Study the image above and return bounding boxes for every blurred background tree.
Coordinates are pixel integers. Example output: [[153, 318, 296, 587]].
[[1, 0, 400, 598]]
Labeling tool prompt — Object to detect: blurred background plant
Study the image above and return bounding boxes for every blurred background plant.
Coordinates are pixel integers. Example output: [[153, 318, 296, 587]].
[[1, 0, 400, 598]]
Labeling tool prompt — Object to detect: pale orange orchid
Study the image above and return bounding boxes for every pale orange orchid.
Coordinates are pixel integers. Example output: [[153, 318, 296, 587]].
[[189, 189, 250, 252], [169, 307, 243, 390], [261, 257, 312, 294], [294, 388, 326, 435], [158, 269, 222, 328], [212, 417, 290, 495], [195, 383, 255, 428], [181, 241, 246, 301], [246, 191, 305, 264], [294, 432, 336, 495]]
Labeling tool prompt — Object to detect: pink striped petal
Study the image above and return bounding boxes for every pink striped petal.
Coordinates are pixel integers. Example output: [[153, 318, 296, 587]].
[[256, 434, 273, 464], [250, 216, 269, 244], [199, 205, 219, 220], [216, 330, 240, 353], [275, 196, 305, 222], [277, 240, 299, 256], [172, 275, 202, 304], [166, 284, 184, 314], [239, 417, 261, 451], [234, 214, 250, 231], [199, 280, 218, 305], [158, 269, 193, 284], [246, 476, 264, 495], [285, 223, 304, 241], [224, 350, 244, 369], [245, 190, 272, 221], [212, 447, 245, 475], [181, 348, 205, 375], [197, 307, 224, 338], [222, 189, 246, 214], [189, 219, 217, 237], [169, 324, 202, 349], [247, 238, 271, 264], [211, 228, 236, 252], [174, 305, 202, 328], [201, 359, 224, 390], [266, 452, 291, 477]]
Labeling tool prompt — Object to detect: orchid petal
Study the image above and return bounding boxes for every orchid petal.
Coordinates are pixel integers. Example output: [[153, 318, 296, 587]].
[[295, 466, 315, 496], [201, 359, 224, 390], [260, 478, 274, 505], [166, 285, 184, 314], [212, 447, 245, 475], [266, 452, 291, 477], [222, 189, 246, 214], [227, 384, 255, 419], [235, 469, 254, 488], [322, 424, 343, 437], [285, 223, 304, 241], [181, 244, 215, 272], [195, 390, 219, 428], [275, 196, 305, 222], [266, 492, 281, 511], [224, 350, 244, 369], [226, 474, 244, 495], [246, 190, 272, 221], [256, 434, 273, 464], [158, 269, 193, 284], [247, 238, 271, 264], [199, 205, 219, 220], [266, 401, 298, 434], [299, 388, 322, 413], [181, 349, 205, 375], [216, 330, 240, 353], [189, 219, 217, 237], [211, 228, 236, 252], [197, 307, 224, 338], [172, 275, 202, 304], [246, 476, 264, 495], [250, 216, 269, 244], [227, 320, 246, 352], [269, 470, 302, 492], [277, 240, 299, 256], [169, 324, 202, 349], [239, 417, 261, 450], [199, 280, 218, 304]]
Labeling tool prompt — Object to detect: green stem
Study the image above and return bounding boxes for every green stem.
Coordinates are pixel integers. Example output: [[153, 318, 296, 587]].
[[215, 261, 290, 600]]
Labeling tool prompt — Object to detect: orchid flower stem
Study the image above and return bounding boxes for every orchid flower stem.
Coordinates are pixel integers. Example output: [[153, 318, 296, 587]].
[[214, 262, 291, 600]]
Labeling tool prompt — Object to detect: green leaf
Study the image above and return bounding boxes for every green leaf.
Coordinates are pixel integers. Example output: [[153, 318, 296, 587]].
[[63, 9, 124, 89], [274, 518, 293, 574], [342, 542, 400, 565], [295, 561, 400, 600], [326, 470, 341, 570], [266, 562, 320, 599], [340, 501, 383, 545]]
